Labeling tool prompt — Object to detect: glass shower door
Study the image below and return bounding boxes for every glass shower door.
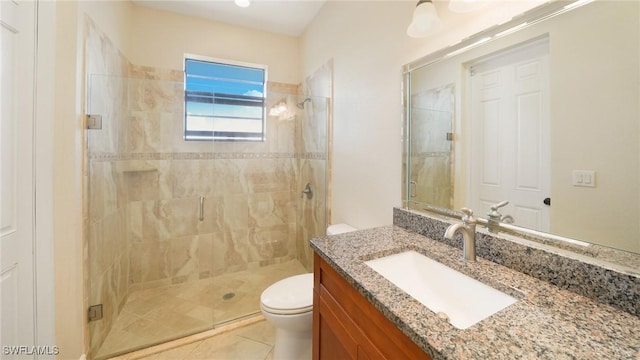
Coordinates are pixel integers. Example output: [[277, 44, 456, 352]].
[[407, 84, 455, 210], [87, 73, 218, 359], [87, 72, 329, 358], [206, 92, 328, 327]]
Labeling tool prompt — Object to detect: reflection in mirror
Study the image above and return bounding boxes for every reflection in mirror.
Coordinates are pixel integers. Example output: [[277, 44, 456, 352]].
[[409, 84, 454, 209], [403, 0, 640, 264], [467, 37, 550, 233]]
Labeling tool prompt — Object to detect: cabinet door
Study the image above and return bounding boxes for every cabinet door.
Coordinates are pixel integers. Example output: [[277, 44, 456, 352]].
[[314, 253, 432, 360], [319, 313, 355, 360], [357, 341, 386, 360], [315, 289, 357, 360], [357, 345, 374, 360]]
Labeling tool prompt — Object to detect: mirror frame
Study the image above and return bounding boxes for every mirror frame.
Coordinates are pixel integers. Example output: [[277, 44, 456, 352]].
[[401, 0, 640, 274]]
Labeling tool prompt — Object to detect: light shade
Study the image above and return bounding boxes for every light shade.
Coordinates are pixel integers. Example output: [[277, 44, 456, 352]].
[[234, 0, 251, 8], [407, 0, 441, 38]]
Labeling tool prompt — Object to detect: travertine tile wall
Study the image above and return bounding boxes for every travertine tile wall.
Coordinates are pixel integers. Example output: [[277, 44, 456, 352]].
[[85, 16, 330, 356], [121, 72, 308, 290]]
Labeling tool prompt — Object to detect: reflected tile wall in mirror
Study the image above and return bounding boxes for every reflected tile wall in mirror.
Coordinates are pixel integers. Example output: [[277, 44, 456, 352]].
[[408, 84, 454, 210]]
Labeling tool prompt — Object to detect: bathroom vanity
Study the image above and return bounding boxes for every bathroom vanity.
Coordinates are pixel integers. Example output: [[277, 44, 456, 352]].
[[310, 210, 640, 359], [313, 253, 429, 360]]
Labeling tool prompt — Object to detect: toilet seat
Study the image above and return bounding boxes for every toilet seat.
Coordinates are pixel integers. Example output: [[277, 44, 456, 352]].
[[260, 273, 313, 315]]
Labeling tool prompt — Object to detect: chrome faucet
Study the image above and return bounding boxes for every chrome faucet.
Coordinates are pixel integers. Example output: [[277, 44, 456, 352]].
[[444, 208, 477, 262]]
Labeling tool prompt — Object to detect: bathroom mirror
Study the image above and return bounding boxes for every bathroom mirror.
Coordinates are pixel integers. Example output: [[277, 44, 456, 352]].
[[403, 0, 640, 267]]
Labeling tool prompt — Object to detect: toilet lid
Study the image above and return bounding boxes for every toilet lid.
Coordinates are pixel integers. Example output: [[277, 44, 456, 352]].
[[261, 273, 313, 314]]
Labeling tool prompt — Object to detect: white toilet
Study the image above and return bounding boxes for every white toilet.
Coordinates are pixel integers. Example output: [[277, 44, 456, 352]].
[[260, 223, 357, 360], [326, 223, 357, 236]]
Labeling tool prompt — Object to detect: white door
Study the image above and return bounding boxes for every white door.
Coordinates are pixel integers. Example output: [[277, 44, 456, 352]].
[[1, 0, 37, 356], [468, 38, 550, 231]]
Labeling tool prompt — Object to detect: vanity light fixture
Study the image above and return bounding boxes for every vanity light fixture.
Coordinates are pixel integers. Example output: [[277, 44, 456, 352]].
[[234, 0, 251, 8], [448, 0, 489, 13], [444, 36, 491, 58], [407, 0, 441, 38]]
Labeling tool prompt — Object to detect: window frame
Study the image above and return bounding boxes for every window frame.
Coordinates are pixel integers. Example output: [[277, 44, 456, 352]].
[[183, 53, 268, 142]]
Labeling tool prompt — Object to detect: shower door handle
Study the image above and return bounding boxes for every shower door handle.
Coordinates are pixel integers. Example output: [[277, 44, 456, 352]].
[[199, 196, 205, 221], [301, 183, 313, 199]]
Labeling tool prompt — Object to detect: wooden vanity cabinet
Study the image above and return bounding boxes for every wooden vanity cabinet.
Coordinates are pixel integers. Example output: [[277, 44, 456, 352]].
[[313, 253, 431, 360]]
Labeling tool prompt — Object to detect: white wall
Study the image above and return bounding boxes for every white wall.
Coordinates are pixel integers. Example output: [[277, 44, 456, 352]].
[[129, 4, 300, 82], [301, 1, 412, 229], [81, 0, 133, 58], [301, 1, 542, 229], [35, 0, 57, 354], [549, 1, 640, 252], [53, 2, 85, 357]]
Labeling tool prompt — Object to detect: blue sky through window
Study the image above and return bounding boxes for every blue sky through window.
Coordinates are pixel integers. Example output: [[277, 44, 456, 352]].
[[185, 59, 264, 96], [184, 57, 266, 141]]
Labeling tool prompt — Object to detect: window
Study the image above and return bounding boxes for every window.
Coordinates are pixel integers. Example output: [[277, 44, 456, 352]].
[[184, 55, 267, 141]]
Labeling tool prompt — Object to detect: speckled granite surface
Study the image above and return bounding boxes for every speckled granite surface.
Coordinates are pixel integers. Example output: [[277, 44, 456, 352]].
[[310, 225, 640, 359], [393, 207, 640, 317]]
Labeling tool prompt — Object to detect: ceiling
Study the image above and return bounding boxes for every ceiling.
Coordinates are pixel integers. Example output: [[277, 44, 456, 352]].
[[131, 0, 329, 37]]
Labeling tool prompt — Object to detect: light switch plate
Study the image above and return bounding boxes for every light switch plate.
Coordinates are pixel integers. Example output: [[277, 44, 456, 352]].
[[572, 170, 596, 187]]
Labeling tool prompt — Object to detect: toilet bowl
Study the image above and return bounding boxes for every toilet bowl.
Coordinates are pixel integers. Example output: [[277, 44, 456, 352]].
[[260, 224, 357, 360], [260, 273, 313, 360]]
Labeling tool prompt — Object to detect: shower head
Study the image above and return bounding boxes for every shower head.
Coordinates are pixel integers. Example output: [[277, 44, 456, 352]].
[[296, 98, 312, 109]]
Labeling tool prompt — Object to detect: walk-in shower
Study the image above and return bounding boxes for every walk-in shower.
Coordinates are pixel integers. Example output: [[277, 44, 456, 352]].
[[86, 75, 330, 358], [84, 19, 331, 359]]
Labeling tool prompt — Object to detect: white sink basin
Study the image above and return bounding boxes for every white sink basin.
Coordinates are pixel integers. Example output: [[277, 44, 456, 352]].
[[364, 250, 517, 329]]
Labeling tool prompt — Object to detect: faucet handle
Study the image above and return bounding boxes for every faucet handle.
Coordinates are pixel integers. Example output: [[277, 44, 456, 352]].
[[490, 200, 509, 211], [461, 208, 476, 224], [488, 200, 509, 221]]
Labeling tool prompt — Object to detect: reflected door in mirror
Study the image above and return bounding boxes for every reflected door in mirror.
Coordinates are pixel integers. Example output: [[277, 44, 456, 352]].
[[468, 38, 550, 232]]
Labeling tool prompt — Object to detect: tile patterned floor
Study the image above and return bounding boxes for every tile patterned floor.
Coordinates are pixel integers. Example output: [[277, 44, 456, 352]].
[[137, 320, 275, 360], [96, 260, 307, 359]]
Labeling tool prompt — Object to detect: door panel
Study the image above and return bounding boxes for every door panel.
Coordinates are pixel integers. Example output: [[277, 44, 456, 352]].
[[469, 38, 550, 231], [480, 97, 501, 186], [1, 0, 37, 355]]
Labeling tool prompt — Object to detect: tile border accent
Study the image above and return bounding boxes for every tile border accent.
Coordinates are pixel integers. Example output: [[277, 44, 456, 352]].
[[88, 151, 326, 161]]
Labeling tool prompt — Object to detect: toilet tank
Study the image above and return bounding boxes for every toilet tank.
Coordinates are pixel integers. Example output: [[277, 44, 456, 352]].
[[326, 224, 357, 235]]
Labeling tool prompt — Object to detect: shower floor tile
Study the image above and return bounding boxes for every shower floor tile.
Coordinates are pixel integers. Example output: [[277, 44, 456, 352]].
[[96, 259, 307, 359]]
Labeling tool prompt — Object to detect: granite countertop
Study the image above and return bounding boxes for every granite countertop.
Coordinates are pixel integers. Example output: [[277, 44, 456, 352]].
[[310, 225, 640, 360]]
